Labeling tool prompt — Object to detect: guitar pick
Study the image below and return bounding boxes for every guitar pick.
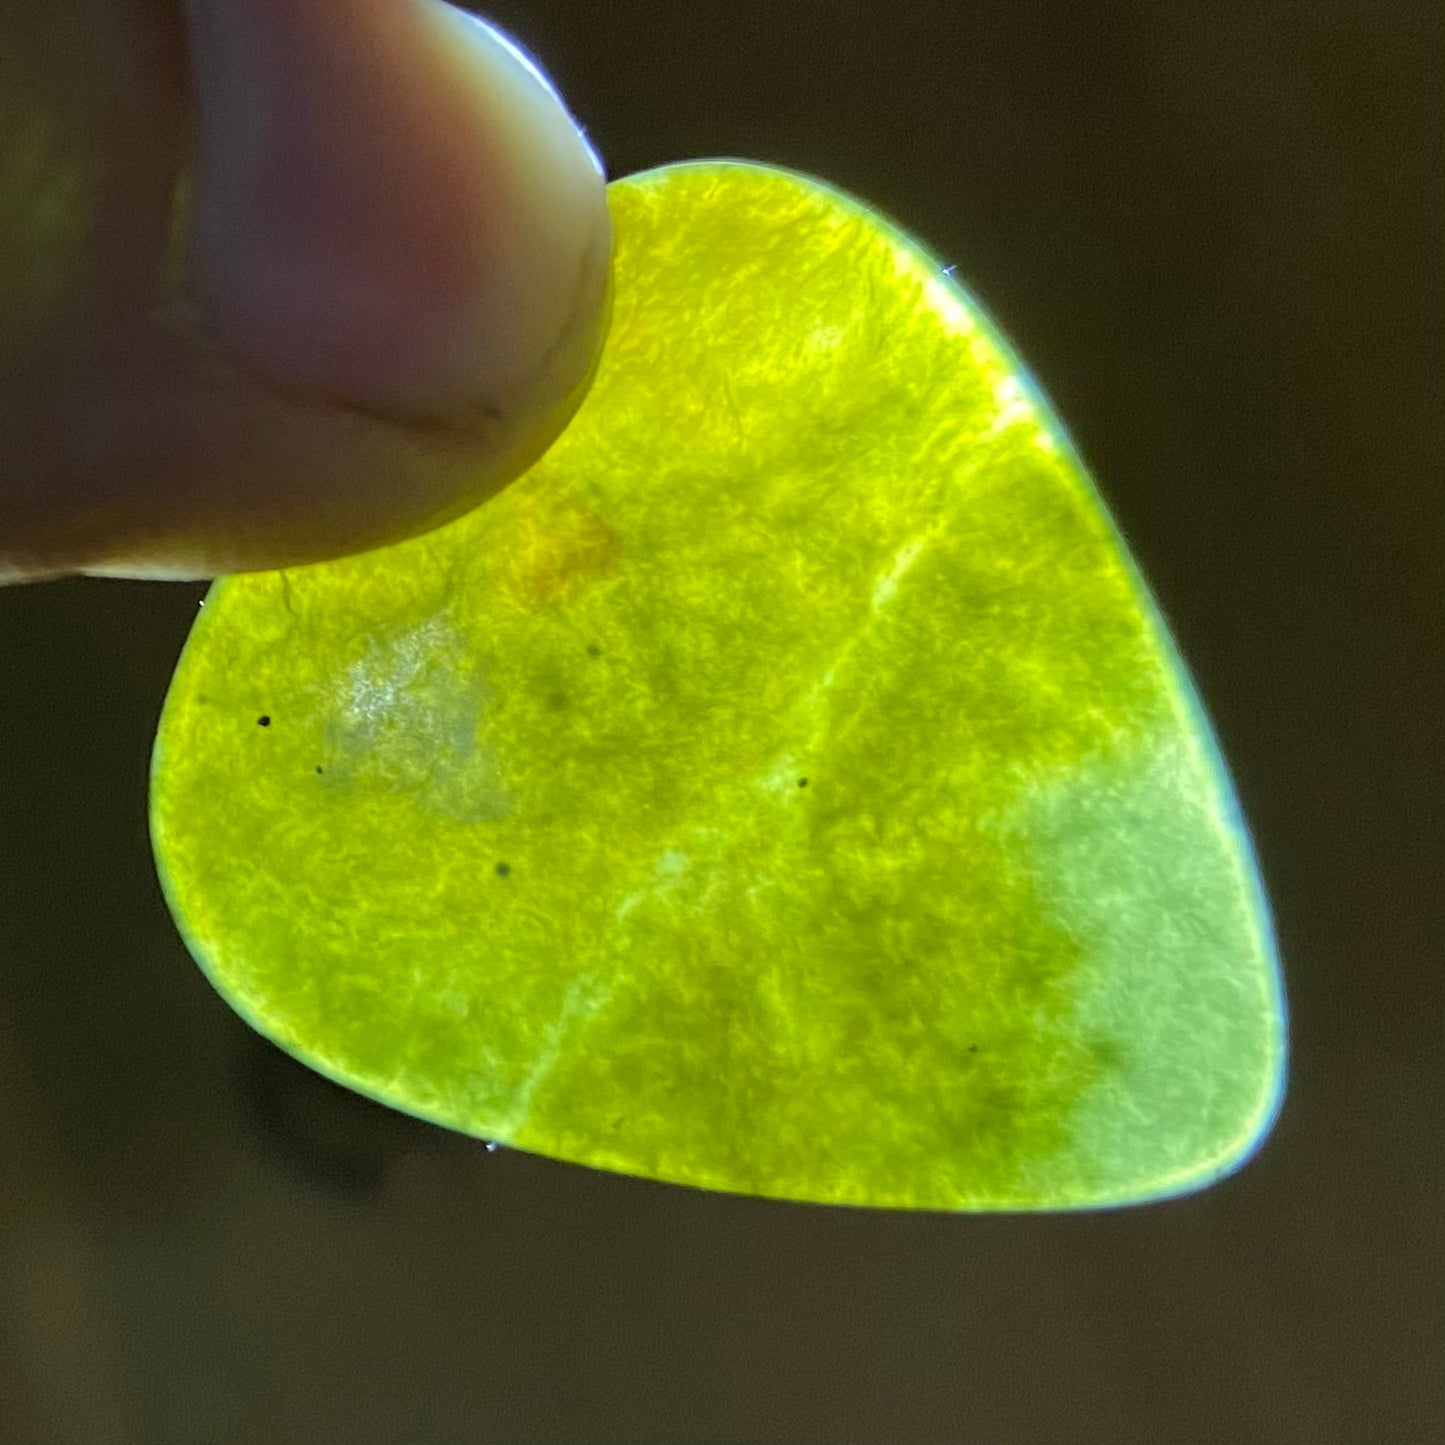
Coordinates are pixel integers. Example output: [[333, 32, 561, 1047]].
[[151, 161, 1285, 1208]]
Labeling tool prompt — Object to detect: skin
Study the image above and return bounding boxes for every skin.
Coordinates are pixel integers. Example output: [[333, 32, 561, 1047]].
[[0, 0, 613, 581]]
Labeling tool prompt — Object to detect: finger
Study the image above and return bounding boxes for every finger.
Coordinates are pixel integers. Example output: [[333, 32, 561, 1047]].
[[185, 0, 609, 428], [1, 1, 612, 581]]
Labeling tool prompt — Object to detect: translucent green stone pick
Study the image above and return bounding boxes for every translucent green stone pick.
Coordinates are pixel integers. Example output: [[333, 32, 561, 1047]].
[[150, 161, 1285, 1209]]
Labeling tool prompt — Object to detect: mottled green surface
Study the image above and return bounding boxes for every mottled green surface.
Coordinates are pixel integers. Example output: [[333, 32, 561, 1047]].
[[151, 161, 1284, 1209]]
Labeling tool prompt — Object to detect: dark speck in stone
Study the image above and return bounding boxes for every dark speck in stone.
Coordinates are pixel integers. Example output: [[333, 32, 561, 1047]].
[[496, 862, 511, 878], [257, 715, 271, 727]]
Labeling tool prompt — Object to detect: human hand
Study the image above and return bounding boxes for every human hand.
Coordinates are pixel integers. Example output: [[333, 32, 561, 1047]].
[[0, 0, 612, 581]]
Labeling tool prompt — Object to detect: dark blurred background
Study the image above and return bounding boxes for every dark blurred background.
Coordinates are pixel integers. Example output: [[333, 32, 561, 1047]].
[[1, 1, 1440, 1441]]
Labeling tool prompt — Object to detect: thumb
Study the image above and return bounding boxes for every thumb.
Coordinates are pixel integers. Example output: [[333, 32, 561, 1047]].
[[2, 1, 611, 581]]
